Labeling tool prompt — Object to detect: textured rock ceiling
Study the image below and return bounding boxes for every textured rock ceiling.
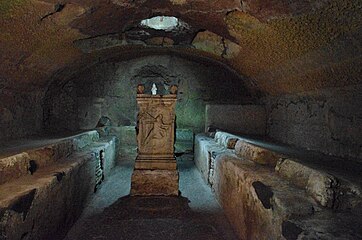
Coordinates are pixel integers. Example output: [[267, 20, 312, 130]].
[[0, 0, 361, 95]]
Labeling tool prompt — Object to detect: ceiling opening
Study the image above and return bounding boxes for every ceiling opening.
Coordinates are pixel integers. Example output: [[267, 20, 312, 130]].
[[140, 16, 180, 31]]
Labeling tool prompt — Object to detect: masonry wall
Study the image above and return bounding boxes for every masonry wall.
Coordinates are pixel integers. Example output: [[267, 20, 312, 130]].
[[44, 55, 252, 134], [265, 84, 362, 160], [205, 104, 266, 135], [0, 89, 44, 141]]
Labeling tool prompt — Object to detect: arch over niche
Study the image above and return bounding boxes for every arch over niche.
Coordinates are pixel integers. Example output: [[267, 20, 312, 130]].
[[43, 52, 254, 134]]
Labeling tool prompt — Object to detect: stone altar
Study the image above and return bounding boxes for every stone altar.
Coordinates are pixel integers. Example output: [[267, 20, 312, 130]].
[[131, 84, 179, 196]]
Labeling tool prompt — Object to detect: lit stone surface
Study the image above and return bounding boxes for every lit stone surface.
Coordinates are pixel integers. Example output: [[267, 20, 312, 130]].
[[64, 154, 238, 240], [0, 132, 118, 239], [276, 158, 362, 209], [192, 31, 224, 56], [213, 154, 362, 239], [141, 16, 179, 31], [194, 134, 224, 183], [213, 154, 314, 239], [0, 130, 100, 184], [194, 130, 362, 239], [214, 131, 240, 148], [235, 140, 283, 167], [131, 92, 179, 196], [0, 0, 361, 238], [131, 169, 179, 196]]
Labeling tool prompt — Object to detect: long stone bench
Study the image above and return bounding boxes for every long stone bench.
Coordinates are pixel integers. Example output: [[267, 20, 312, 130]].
[[195, 130, 362, 239], [276, 158, 362, 210], [0, 131, 100, 185], [0, 132, 118, 240]]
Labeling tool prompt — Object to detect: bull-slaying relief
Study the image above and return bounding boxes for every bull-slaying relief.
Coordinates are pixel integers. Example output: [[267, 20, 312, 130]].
[[137, 106, 175, 156]]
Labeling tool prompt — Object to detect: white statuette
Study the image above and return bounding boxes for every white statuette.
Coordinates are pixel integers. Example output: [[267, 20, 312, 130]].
[[151, 83, 157, 95]]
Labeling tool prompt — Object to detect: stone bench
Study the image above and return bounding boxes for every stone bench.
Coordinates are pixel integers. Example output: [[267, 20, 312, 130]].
[[0, 133, 118, 240], [0, 131, 100, 185], [194, 134, 232, 186], [195, 131, 282, 185], [214, 154, 362, 239], [214, 154, 316, 239], [235, 140, 284, 167], [194, 130, 362, 239], [276, 158, 362, 210]]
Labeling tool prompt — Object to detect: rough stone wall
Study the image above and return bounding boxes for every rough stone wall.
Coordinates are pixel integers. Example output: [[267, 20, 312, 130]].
[[0, 89, 44, 141], [1, 0, 361, 97], [44, 55, 251, 134], [265, 84, 362, 160], [205, 104, 266, 135]]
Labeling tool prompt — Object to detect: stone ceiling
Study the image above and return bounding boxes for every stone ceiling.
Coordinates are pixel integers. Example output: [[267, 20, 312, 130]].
[[0, 0, 361, 95]]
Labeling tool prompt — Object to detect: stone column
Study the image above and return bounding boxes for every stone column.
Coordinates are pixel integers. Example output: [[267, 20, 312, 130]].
[[131, 86, 179, 196]]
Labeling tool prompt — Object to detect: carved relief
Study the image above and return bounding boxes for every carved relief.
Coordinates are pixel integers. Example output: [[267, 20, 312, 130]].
[[131, 87, 179, 196], [136, 94, 177, 157]]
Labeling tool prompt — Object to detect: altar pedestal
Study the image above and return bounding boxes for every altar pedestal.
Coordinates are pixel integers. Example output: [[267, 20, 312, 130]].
[[131, 93, 179, 196]]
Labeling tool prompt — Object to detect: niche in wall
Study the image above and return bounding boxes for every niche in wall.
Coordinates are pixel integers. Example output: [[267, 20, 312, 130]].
[[43, 54, 252, 134]]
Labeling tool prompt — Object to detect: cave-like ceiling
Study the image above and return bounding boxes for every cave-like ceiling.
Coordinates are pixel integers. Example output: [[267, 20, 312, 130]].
[[0, 0, 361, 95]]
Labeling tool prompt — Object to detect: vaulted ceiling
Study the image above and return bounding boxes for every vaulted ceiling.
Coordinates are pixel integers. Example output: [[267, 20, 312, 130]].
[[1, 0, 361, 95]]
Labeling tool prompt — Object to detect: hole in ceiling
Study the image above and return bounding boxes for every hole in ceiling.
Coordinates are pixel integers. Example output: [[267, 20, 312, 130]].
[[140, 16, 183, 31]]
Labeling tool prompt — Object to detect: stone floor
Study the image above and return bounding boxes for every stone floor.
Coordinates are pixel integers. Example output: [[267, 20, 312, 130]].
[[64, 153, 237, 240]]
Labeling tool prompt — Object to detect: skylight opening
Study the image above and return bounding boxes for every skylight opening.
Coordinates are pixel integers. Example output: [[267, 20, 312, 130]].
[[140, 16, 179, 31]]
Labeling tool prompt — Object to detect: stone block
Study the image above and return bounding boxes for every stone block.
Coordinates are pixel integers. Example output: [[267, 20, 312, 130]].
[[134, 159, 177, 170], [71, 130, 100, 150], [194, 134, 224, 183], [27, 141, 73, 167], [0, 131, 99, 184], [145, 37, 174, 46], [131, 169, 179, 196], [192, 31, 224, 56], [0, 136, 118, 239], [212, 154, 315, 240], [276, 158, 362, 209], [276, 158, 339, 208], [130, 93, 179, 196], [119, 126, 137, 146], [214, 131, 241, 149], [0, 152, 31, 185], [235, 140, 282, 167]]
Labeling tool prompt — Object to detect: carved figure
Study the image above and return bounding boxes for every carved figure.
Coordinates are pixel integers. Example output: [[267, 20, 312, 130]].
[[151, 83, 157, 95], [143, 114, 169, 146]]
